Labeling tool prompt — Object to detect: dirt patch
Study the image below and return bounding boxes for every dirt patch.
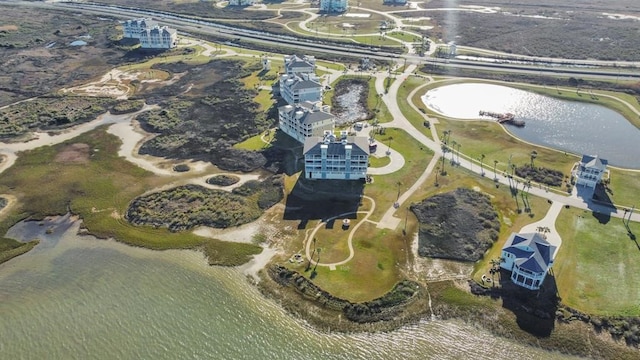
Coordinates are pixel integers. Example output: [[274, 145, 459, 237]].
[[0, 25, 18, 31], [54, 143, 91, 164]]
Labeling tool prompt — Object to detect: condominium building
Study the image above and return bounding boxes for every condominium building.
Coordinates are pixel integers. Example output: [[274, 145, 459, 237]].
[[278, 101, 334, 143], [284, 55, 316, 75], [279, 73, 323, 105], [122, 18, 158, 39], [303, 131, 369, 180], [320, 0, 349, 13], [139, 26, 178, 49]]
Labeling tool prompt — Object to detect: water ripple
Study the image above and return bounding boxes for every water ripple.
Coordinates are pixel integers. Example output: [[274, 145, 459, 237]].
[[423, 83, 640, 168]]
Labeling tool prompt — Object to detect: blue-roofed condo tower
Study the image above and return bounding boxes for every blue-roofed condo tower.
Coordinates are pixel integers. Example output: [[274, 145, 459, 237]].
[[320, 0, 349, 13], [500, 232, 557, 290]]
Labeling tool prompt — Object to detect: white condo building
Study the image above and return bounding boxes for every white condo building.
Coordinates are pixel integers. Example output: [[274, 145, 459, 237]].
[[284, 55, 316, 75], [139, 26, 178, 49], [303, 131, 369, 181], [122, 18, 158, 39], [278, 101, 334, 144], [279, 73, 323, 105]]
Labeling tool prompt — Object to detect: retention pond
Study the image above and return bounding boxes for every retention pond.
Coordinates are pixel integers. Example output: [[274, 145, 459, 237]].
[[422, 83, 640, 168]]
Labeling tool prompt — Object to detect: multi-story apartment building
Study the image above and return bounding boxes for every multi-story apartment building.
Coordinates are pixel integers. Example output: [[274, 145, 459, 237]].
[[278, 101, 335, 144], [279, 73, 323, 105], [303, 131, 369, 180], [320, 0, 349, 13], [122, 18, 158, 39], [139, 26, 178, 49]]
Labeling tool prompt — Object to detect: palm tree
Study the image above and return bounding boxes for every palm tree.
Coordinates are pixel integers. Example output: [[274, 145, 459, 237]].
[[440, 144, 448, 174], [480, 154, 486, 175], [435, 165, 440, 186], [530, 150, 538, 168], [450, 140, 457, 164], [493, 160, 499, 180]]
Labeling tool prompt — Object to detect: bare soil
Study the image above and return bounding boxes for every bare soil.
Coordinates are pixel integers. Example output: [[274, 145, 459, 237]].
[[54, 143, 91, 164]]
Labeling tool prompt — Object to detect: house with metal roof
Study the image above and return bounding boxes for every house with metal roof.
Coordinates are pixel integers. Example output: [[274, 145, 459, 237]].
[[278, 101, 335, 143], [303, 131, 369, 180], [500, 232, 557, 290], [574, 154, 608, 189], [122, 18, 158, 39]]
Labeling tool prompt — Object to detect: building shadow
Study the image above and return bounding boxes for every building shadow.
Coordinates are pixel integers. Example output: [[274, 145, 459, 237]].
[[497, 269, 559, 337], [575, 184, 615, 224], [261, 130, 304, 175], [284, 178, 364, 226]]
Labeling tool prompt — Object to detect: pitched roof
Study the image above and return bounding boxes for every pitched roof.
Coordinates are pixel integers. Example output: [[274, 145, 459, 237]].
[[580, 154, 608, 171], [279, 104, 334, 126], [503, 232, 556, 275], [303, 135, 369, 157], [291, 79, 322, 91]]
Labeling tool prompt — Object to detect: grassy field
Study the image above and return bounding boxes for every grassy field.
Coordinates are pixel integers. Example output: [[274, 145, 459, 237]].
[[399, 154, 552, 279], [397, 75, 433, 140], [291, 222, 412, 302], [366, 128, 434, 220], [234, 129, 275, 151], [608, 168, 640, 209], [369, 155, 391, 168], [554, 207, 640, 316], [0, 128, 261, 265]]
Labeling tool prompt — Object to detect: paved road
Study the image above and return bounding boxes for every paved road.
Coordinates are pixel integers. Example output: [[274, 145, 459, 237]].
[[370, 64, 640, 230]]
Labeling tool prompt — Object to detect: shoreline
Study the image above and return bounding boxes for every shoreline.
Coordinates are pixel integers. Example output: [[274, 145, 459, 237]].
[[3, 212, 640, 359]]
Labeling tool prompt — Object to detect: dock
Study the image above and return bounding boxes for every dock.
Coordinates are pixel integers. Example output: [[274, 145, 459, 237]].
[[479, 111, 525, 127]]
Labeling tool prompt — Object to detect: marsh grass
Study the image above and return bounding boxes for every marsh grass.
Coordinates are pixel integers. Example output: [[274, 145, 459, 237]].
[[0, 128, 262, 265]]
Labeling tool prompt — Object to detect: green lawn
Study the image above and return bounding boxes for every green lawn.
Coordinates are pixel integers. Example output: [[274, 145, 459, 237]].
[[369, 155, 391, 168], [234, 129, 275, 150], [555, 207, 640, 316], [397, 75, 433, 140], [296, 222, 410, 302], [609, 168, 640, 209], [366, 127, 434, 220]]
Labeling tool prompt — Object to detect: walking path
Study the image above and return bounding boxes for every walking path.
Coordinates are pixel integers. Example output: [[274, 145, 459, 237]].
[[304, 195, 376, 270], [367, 147, 405, 175]]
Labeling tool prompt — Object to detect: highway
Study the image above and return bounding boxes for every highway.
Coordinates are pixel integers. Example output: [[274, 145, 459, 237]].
[[14, 0, 640, 81]]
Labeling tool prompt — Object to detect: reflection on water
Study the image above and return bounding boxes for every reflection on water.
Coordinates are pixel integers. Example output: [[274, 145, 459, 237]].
[[422, 83, 640, 168], [0, 218, 579, 359]]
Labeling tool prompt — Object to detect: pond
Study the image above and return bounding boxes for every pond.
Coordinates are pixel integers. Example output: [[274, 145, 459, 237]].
[[422, 83, 640, 168]]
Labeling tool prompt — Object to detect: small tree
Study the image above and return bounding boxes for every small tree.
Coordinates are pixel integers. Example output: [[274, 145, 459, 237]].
[[530, 150, 538, 168]]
